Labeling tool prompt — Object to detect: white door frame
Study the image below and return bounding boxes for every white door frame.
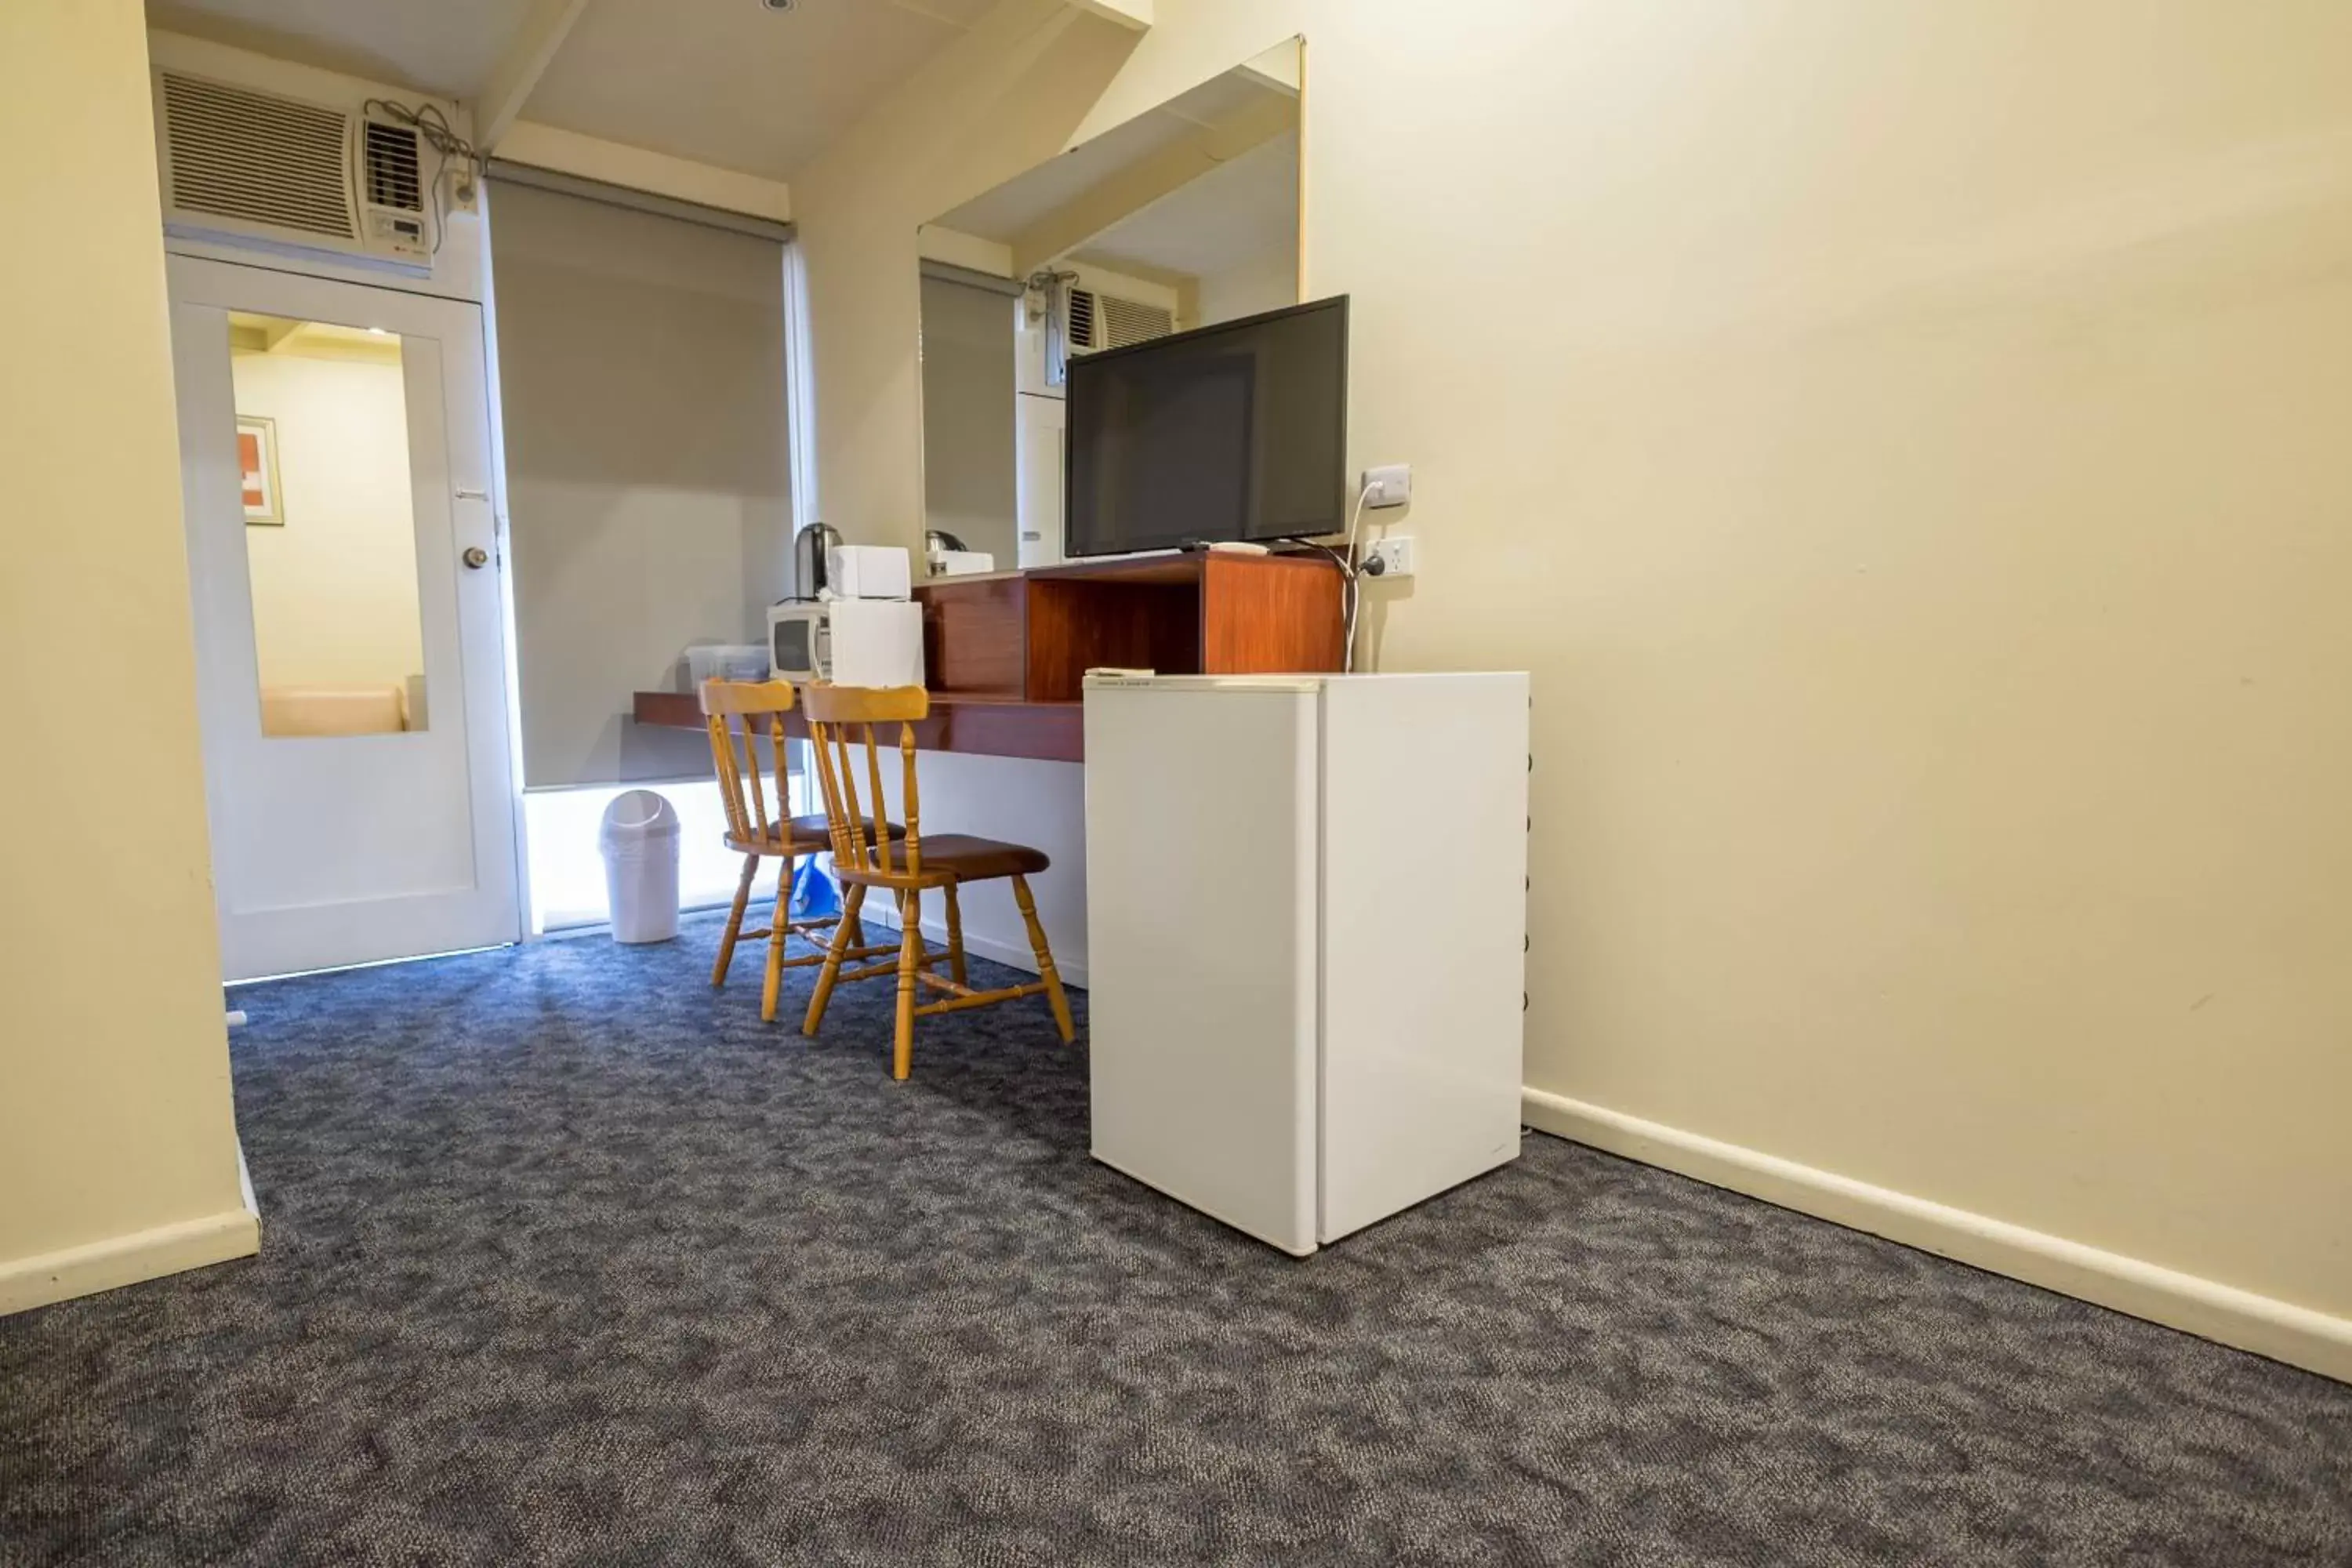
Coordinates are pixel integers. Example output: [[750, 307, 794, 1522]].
[[168, 255, 522, 980]]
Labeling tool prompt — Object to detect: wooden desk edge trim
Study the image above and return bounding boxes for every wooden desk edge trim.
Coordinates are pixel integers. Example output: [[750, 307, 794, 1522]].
[[631, 690, 1083, 764]]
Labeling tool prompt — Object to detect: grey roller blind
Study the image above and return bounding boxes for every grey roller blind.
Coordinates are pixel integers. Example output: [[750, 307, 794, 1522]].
[[919, 273, 1018, 570], [488, 176, 793, 787]]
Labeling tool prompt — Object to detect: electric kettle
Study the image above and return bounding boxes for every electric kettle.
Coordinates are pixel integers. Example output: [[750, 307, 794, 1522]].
[[791, 521, 841, 601]]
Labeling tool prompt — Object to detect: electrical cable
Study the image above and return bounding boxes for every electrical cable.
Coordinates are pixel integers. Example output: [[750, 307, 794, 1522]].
[[1296, 486, 1379, 672], [1289, 537, 1358, 672], [1290, 539, 1348, 575], [1338, 484, 1376, 672]]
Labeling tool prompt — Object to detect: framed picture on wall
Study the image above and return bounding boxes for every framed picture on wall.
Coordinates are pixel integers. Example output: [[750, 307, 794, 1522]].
[[238, 415, 283, 526]]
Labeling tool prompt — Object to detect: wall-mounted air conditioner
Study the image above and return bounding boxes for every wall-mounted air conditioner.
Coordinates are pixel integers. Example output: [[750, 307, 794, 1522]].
[[153, 70, 436, 267]]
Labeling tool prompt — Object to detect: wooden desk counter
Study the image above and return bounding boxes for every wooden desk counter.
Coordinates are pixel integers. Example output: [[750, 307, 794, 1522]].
[[632, 688, 1083, 764], [633, 550, 1341, 768]]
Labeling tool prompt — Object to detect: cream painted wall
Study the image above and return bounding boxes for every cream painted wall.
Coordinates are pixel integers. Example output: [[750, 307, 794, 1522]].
[[231, 347, 426, 698], [0, 1, 254, 1310], [1194, 243, 1296, 326], [794, 0, 2352, 1368]]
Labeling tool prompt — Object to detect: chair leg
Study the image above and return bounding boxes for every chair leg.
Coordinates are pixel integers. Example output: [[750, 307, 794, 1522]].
[[944, 880, 967, 987], [1012, 874, 1075, 1044], [803, 883, 865, 1036], [893, 888, 922, 1080], [712, 852, 758, 986], [760, 854, 795, 1024]]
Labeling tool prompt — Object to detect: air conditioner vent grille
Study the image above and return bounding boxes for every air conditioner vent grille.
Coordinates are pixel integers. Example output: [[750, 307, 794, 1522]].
[[160, 72, 355, 241], [1067, 288, 1098, 350], [1102, 295, 1174, 348], [362, 120, 423, 212]]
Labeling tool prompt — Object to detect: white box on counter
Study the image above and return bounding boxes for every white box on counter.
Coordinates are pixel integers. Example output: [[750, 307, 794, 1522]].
[[826, 545, 913, 601]]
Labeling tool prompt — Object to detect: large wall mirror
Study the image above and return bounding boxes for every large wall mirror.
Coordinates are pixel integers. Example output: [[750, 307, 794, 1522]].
[[915, 38, 1302, 574]]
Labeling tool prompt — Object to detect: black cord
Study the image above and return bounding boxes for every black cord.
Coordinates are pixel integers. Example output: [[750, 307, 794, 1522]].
[[1289, 539, 1352, 578]]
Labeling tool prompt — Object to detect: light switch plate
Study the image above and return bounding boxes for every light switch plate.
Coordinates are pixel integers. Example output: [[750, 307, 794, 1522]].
[[1363, 463, 1412, 510]]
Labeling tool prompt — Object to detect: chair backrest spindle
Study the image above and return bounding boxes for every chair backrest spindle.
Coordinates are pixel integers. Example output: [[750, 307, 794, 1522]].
[[833, 722, 867, 866], [742, 721, 768, 838], [800, 684, 931, 887], [898, 720, 920, 882], [698, 679, 797, 848], [706, 715, 740, 839]]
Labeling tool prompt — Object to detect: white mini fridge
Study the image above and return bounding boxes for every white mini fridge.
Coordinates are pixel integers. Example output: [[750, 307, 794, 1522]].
[[1082, 671, 1530, 1254]]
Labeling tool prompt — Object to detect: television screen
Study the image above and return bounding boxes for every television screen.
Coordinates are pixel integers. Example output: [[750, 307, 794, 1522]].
[[1065, 296, 1348, 558]]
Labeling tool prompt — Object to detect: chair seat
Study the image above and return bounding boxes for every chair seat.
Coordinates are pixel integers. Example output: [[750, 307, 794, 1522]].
[[884, 833, 1051, 882], [731, 814, 903, 854], [779, 812, 907, 842]]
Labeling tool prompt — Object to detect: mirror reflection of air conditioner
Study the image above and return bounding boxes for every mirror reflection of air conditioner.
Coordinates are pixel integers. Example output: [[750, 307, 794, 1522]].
[[154, 70, 435, 267], [1066, 289, 1174, 354]]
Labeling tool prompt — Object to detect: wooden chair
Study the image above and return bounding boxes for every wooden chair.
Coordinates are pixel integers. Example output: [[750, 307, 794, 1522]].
[[798, 683, 1076, 1080], [700, 679, 898, 1022]]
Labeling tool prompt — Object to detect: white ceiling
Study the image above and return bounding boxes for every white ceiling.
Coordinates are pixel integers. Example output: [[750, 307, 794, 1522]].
[[147, 0, 535, 97], [148, 0, 1006, 181], [528, 0, 996, 181], [1076, 129, 1298, 284]]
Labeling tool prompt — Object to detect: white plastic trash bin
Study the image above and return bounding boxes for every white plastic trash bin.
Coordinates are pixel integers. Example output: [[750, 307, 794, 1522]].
[[599, 789, 681, 943]]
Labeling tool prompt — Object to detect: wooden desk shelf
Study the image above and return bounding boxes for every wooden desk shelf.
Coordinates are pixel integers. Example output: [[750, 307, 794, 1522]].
[[922, 551, 1346, 704], [632, 550, 1345, 765]]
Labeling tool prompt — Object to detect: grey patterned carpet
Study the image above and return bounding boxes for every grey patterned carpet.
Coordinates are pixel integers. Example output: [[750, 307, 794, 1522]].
[[4, 921, 2349, 1566]]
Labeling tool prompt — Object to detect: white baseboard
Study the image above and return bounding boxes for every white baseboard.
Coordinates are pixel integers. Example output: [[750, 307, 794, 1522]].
[[1523, 1087, 2352, 1385], [857, 904, 1090, 989], [0, 1207, 260, 1317]]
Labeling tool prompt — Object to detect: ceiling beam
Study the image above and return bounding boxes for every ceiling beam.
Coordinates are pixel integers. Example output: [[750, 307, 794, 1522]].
[[1065, 0, 1152, 31], [495, 122, 793, 223], [1010, 92, 1294, 276], [473, 0, 591, 154]]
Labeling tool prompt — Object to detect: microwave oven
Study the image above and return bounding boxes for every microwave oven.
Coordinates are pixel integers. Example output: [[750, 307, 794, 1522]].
[[767, 599, 926, 689]]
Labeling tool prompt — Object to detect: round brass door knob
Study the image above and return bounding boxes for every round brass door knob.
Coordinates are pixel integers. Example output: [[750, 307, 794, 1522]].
[[463, 546, 490, 569]]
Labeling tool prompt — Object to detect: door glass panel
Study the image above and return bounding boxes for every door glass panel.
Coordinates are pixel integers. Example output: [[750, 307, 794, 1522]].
[[228, 313, 429, 736]]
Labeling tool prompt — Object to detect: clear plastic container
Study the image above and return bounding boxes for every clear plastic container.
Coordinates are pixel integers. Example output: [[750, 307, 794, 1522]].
[[684, 644, 771, 685]]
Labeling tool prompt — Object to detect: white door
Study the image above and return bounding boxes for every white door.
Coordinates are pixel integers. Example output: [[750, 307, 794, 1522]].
[[167, 256, 520, 981]]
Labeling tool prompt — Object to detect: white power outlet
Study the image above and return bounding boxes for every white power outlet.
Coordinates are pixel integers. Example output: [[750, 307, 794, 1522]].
[[1363, 463, 1412, 510], [1363, 536, 1416, 579]]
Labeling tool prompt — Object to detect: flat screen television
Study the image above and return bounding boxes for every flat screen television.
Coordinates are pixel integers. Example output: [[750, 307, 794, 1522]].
[[1065, 295, 1348, 558]]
